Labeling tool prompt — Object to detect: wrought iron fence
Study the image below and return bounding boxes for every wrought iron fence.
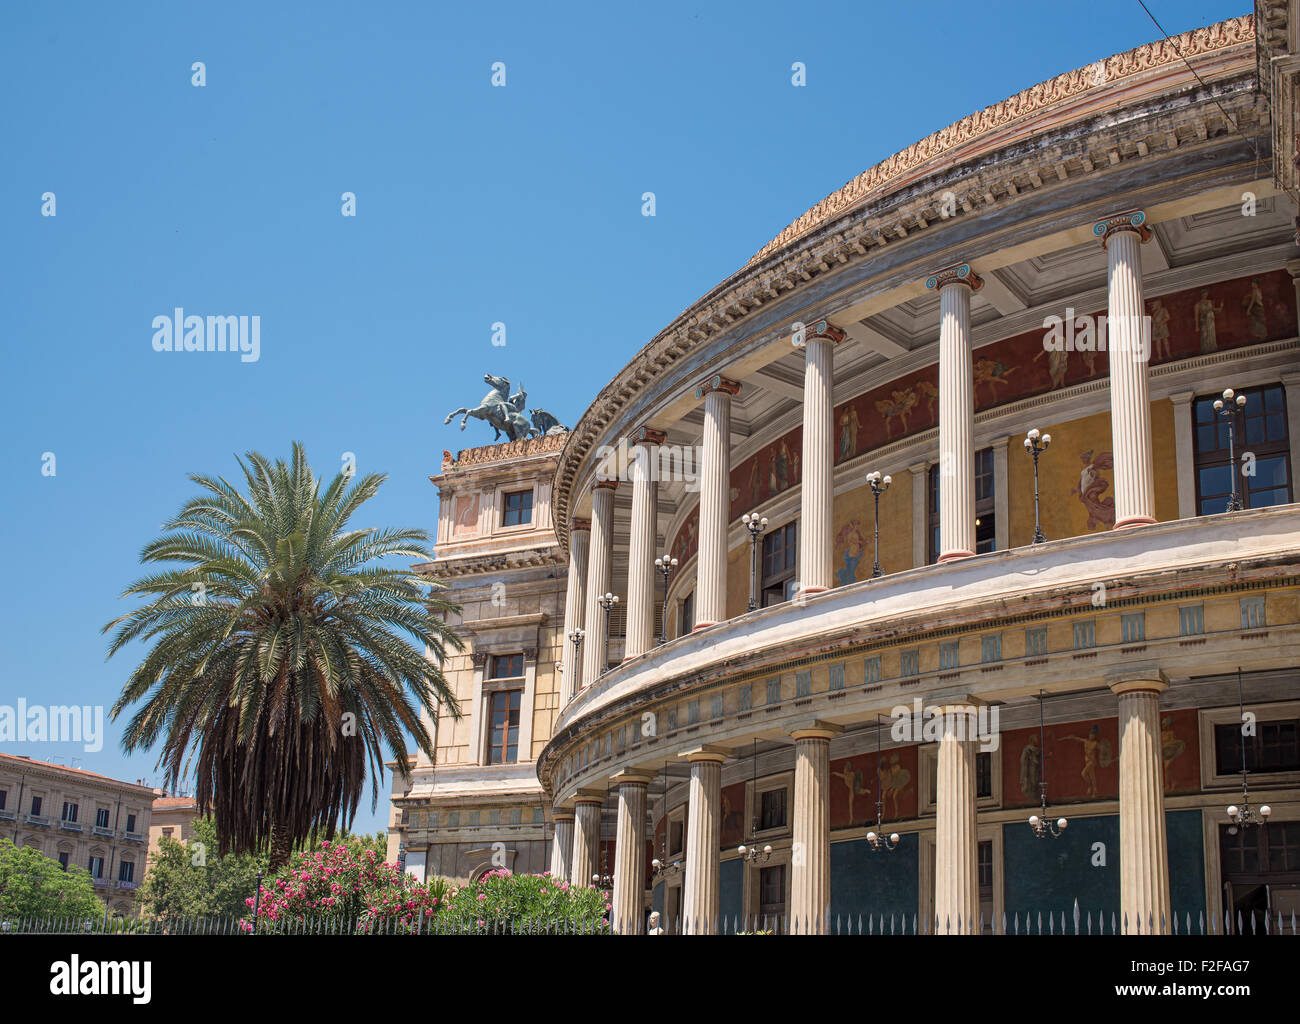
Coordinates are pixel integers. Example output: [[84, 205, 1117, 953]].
[[2, 901, 1295, 935]]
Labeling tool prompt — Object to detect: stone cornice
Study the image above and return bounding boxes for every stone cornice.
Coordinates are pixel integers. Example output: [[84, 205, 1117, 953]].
[[548, 18, 1261, 548], [439, 432, 568, 475]]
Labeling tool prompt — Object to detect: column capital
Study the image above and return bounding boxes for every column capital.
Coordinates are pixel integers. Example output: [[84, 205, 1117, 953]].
[[574, 793, 606, 807], [793, 317, 847, 348], [1092, 209, 1152, 247], [929, 695, 987, 717], [628, 425, 667, 448], [679, 745, 730, 764], [694, 374, 742, 400], [593, 479, 619, 492], [609, 768, 657, 787], [925, 262, 983, 292], [570, 517, 591, 532], [908, 459, 931, 474], [552, 809, 576, 823], [1285, 258, 1300, 280], [1108, 669, 1169, 696], [1168, 390, 1195, 408], [789, 719, 843, 742]]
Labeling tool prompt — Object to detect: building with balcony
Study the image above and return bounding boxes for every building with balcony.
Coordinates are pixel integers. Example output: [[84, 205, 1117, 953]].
[[147, 791, 200, 869], [393, 8, 1300, 933], [0, 753, 155, 916]]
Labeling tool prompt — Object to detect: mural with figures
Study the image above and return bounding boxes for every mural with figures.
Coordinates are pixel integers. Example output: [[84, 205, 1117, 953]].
[[668, 270, 1295, 561], [1001, 708, 1198, 808], [830, 748, 919, 829]]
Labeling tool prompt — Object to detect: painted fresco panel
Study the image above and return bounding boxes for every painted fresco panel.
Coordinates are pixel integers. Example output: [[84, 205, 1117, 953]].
[[830, 748, 918, 829]]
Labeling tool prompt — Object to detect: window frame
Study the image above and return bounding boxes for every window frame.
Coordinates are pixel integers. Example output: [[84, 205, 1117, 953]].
[[1192, 383, 1292, 515], [499, 487, 535, 529], [760, 520, 798, 606]]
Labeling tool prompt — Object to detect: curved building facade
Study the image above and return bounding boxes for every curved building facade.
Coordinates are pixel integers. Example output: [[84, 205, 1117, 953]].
[[397, 8, 1300, 934]]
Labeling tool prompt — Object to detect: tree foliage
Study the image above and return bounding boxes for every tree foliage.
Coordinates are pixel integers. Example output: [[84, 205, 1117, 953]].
[[104, 443, 463, 869], [0, 839, 103, 922]]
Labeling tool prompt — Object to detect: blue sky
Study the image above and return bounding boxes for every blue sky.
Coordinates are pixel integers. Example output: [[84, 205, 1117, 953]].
[[0, 0, 1247, 835]]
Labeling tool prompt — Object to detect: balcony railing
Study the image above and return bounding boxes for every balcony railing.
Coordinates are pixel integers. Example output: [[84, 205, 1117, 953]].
[[122, 831, 144, 843], [0, 810, 15, 822], [92, 825, 113, 837], [91, 877, 110, 888], [25, 814, 49, 827], [59, 820, 82, 833], [115, 880, 139, 891]]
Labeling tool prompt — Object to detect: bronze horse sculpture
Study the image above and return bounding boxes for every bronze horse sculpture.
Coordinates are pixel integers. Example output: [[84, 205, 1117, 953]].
[[444, 373, 563, 442]]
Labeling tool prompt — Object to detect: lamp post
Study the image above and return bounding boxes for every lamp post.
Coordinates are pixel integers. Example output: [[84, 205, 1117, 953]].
[[1023, 428, 1051, 544], [597, 593, 619, 674], [741, 513, 768, 611], [1213, 388, 1248, 512], [1028, 691, 1068, 839], [251, 868, 264, 933], [866, 717, 899, 852], [1226, 669, 1271, 833], [653, 553, 678, 644], [865, 472, 891, 578], [567, 628, 585, 688]]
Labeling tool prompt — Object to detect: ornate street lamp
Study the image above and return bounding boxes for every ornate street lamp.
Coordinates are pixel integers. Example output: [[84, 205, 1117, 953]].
[[651, 763, 683, 884], [1023, 428, 1051, 544], [741, 513, 768, 611], [592, 845, 614, 889], [567, 628, 585, 682], [597, 593, 619, 673], [654, 553, 678, 644], [865, 471, 891, 578], [1213, 389, 1248, 512], [738, 843, 773, 863], [1029, 690, 1068, 839], [1226, 669, 1271, 833], [866, 716, 900, 852]]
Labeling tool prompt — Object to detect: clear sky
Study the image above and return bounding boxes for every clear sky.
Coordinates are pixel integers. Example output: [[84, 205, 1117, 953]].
[[0, 0, 1248, 836]]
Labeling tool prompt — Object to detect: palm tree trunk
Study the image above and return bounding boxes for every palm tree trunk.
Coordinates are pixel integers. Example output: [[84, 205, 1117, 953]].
[[268, 822, 294, 872]]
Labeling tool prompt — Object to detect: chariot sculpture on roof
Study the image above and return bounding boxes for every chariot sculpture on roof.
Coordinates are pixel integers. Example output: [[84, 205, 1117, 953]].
[[443, 373, 568, 442]]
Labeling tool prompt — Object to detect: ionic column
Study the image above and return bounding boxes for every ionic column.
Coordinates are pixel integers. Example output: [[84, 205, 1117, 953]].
[[560, 520, 590, 703], [550, 808, 575, 881], [625, 428, 664, 659], [694, 376, 740, 630], [795, 319, 846, 595], [1094, 211, 1156, 528], [790, 722, 841, 934], [571, 795, 603, 889], [582, 482, 617, 684], [680, 747, 726, 933], [925, 264, 983, 562], [933, 702, 979, 934], [611, 770, 654, 934], [1110, 673, 1171, 934]]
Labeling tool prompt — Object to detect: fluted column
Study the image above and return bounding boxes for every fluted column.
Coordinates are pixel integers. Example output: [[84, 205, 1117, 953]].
[[625, 428, 664, 659], [582, 482, 617, 684], [934, 702, 979, 933], [680, 747, 726, 933], [571, 796, 603, 889], [796, 319, 846, 595], [790, 722, 840, 933], [694, 376, 740, 629], [550, 809, 575, 881], [560, 520, 590, 703], [1094, 211, 1156, 528], [1110, 673, 1171, 933], [926, 264, 983, 563], [611, 770, 654, 933]]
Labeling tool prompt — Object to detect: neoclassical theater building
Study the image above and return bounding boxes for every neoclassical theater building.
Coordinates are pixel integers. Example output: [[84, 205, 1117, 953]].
[[392, 8, 1300, 933]]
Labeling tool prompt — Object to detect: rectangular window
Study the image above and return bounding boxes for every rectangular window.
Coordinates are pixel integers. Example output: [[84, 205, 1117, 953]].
[[95, 808, 110, 829], [680, 591, 694, 636], [929, 448, 996, 563], [670, 819, 684, 856], [118, 860, 135, 883], [765, 678, 781, 706], [711, 693, 724, 719], [758, 864, 786, 929], [687, 700, 700, 725], [759, 788, 787, 831], [1026, 627, 1047, 657], [1179, 605, 1204, 637], [501, 488, 534, 527], [1073, 621, 1096, 649], [760, 522, 799, 605], [1121, 613, 1145, 644], [30, 796, 42, 816], [57, 851, 70, 870], [738, 686, 752, 712], [61, 802, 78, 823], [486, 689, 522, 765], [795, 671, 811, 698], [940, 641, 959, 671], [980, 634, 1001, 663], [1215, 719, 1300, 774], [0, 791, 6, 811], [829, 664, 845, 691], [489, 653, 524, 679], [88, 856, 104, 878], [125, 814, 136, 833], [976, 751, 993, 798], [1193, 383, 1292, 514], [1240, 596, 1266, 630], [864, 656, 881, 683], [900, 649, 920, 677]]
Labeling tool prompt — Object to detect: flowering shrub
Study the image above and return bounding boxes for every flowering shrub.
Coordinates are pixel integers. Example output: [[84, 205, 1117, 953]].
[[241, 844, 608, 934]]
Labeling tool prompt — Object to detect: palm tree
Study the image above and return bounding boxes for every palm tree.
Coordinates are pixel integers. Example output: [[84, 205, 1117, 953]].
[[104, 443, 462, 870]]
